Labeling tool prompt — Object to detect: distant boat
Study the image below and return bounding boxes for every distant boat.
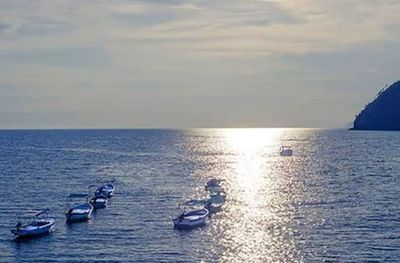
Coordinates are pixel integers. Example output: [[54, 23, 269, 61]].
[[11, 209, 55, 239], [207, 185, 224, 193], [172, 208, 209, 229], [205, 178, 223, 190], [209, 191, 226, 203], [95, 183, 115, 198], [280, 146, 293, 156], [183, 198, 223, 214], [205, 200, 223, 214], [205, 178, 225, 193], [89, 194, 108, 209]]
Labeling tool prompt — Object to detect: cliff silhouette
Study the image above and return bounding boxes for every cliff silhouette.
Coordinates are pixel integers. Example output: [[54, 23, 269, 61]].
[[352, 81, 400, 130]]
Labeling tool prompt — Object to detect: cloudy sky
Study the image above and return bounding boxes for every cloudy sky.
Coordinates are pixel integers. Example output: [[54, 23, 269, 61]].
[[1, 0, 400, 128]]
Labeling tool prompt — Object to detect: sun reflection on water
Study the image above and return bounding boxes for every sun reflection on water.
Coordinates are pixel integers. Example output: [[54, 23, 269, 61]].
[[211, 128, 301, 262], [223, 129, 281, 207]]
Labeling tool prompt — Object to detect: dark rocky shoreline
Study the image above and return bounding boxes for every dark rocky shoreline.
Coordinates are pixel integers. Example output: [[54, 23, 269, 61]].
[[352, 81, 400, 131]]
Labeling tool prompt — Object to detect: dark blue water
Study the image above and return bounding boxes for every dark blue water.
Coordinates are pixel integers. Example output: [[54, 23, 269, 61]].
[[0, 129, 399, 262]]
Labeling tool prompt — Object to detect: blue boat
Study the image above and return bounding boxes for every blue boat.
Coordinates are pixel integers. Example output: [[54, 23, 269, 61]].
[[66, 194, 94, 223], [95, 183, 115, 198], [205, 200, 223, 214], [172, 208, 209, 229], [183, 199, 223, 214], [280, 146, 293, 156], [205, 178, 223, 189], [11, 209, 55, 239], [66, 203, 93, 223], [89, 194, 108, 209], [209, 191, 226, 203]]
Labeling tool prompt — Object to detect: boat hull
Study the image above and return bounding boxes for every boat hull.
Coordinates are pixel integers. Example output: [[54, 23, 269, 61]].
[[210, 193, 226, 203], [280, 149, 293, 156], [66, 204, 94, 223], [173, 217, 207, 229], [205, 203, 223, 213], [205, 186, 223, 192], [96, 184, 115, 198], [66, 212, 92, 223], [92, 200, 107, 209], [90, 196, 108, 209], [11, 220, 55, 238], [173, 209, 209, 230]]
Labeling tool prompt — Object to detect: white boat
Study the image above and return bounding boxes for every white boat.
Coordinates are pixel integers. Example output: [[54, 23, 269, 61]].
[[11, 209, 55, 239], [172, 208, 209, 229], [89, 194, 108, 209], [209, 191, 226, 203], [205, 178, 223, 190], [184, 198, 223, 214], [66, 203, 93, 223], [280, 146, 293, 156], [95, 183, 115, 198], [205, 200, 223, 214], [207, 185, 224, 193]]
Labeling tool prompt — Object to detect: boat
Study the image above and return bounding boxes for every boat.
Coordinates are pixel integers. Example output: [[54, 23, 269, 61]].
[[66, 203, 93, 223], [209, 191, 226, 203], [95, 183, 115, 198], [205, 200, 223, 214], [205, 178, 225, 193], [89, 194, 108, 209], [184, 198, 223, 213], [65, 194, 94, 223], [205, 178, 223, 190], [280, 146, 293, 156], [206, 185, 224, 193], [11, 209, 55, 239], [172, 208, 209, 229]]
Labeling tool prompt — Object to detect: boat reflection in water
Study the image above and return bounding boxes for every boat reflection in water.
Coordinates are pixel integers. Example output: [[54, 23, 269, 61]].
[[199, 129, 304, 262]]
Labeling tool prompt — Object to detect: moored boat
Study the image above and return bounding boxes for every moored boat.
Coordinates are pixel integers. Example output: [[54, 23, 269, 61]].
[[206, 185, 224, 193], [89, 194, 108, 209], [95, 183, 115, 198], [205, 200, 223, 214], [11, 209, 55, 239], [66, 203, 93, 223], [172, 208, 209, 229], [280, 146, 293, 156], [209, 191, 226, 203], [205, 178, 223, 190]]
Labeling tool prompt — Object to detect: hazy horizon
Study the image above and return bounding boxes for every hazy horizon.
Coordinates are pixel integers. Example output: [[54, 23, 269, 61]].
[[1, 1, 400, 129]]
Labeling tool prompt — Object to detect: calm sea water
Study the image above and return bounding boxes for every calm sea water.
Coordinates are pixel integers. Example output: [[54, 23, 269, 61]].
[[0, 129, 399, 262]]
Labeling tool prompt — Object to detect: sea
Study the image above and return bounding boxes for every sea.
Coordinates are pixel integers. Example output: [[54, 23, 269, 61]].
[[0, 129, 399, 262]]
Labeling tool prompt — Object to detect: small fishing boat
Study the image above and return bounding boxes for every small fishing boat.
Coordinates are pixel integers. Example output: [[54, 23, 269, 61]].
[[95, 183, 115, 198], [207, 185, 224, 193], [11, 209, 55, 239], [173, 208, 209, 229], [209, 191, 226, 203], [205, 178, 223, 189], [66, 203, 93, 223], [65, 194, 94, 223], [205, 200, 223, 214], [280, 146, 293, 156], [89, 194, 108, 209]]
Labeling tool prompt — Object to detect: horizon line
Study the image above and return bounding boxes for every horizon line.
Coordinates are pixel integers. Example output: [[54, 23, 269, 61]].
[[0, 127, 341, 131]]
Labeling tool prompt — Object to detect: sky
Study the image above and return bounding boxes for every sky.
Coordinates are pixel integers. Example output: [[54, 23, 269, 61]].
[[1, 0, 400, 129]]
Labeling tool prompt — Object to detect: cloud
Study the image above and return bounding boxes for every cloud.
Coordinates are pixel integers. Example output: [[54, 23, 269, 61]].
[[102, 0, 400, 56], [0, 0, 400, 128], [2, 0, 400, 56]]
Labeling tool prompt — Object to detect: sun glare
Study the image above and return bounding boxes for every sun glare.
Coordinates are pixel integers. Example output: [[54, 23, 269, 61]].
[[223, 128, 283, 206], [215, 128, 298, 262]]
